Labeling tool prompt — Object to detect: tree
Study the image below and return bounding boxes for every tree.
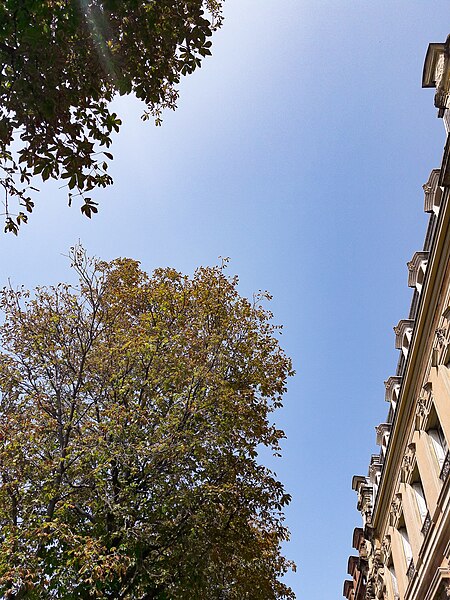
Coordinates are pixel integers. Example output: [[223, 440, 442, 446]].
[[0, 247, 295, 599], [0, 1, 223, 233]]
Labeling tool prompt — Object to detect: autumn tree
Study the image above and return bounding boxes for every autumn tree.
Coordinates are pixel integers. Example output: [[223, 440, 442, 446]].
[[0, 1, 222, 233], [0, 247, 295, 599]]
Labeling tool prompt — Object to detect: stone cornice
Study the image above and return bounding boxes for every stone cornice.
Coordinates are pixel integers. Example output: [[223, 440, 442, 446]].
[[394, 319, 415, 350], [373, 184, 450, 533], [384, 375, 402, 403], [423, 169, 442, 213], [375, 423, 391, 446], [352, 527, 364, 551], [423, 36, 450, 117], [408, 251, 429, 288]]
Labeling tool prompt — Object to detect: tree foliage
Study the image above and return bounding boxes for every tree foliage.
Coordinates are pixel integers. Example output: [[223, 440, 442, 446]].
[[0, 0, 222, 233], [0, 248, 295, 599]]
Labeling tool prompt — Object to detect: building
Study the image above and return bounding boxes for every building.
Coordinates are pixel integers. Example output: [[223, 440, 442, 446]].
[[343, 35, 450, 600]]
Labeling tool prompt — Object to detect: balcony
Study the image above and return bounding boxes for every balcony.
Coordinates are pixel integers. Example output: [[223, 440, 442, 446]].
[[439, 450, 450, 482], [406, 558, 416, 583], [421, 511, 431, 537]]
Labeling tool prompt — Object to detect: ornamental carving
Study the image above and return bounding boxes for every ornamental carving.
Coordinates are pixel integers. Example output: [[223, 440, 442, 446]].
[[433, 328, 448, 366], [436, 327, 447, 346], [423, 170, 441, 213], [384, 376, 402, 405], [381, 535, 391, 562], [415, 395, 429, 431], [389, 494, 402, 527], [443, 581, 450, 599], [423, 35, 450, 117], [401, 443, 416, 482], [407, 251, 429, 287], [356, 480, 374, 528], [439, 580, 450, 600], [394, 320, 414, 353], [435, 51, 450, 114], [416, 396, 427, 418], [366, 549, 386, 600]]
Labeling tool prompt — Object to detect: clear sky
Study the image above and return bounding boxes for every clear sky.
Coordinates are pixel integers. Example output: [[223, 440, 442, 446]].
[[1, 2, 450, 598]]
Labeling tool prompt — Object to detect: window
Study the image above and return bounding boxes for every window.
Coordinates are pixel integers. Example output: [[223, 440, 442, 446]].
[[388, 564, 400, 600], [398, 526, 412, 566], [429, 426, 447, 468], [412, 481, 427, 523], [426, 405, 449, 477]]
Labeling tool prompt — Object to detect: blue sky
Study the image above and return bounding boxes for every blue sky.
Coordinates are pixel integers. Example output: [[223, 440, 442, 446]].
[[1, 2, 450, 598]]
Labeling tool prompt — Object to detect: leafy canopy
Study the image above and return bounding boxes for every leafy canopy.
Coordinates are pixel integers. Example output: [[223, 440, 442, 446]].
[[0, 0, 222, 233], [0, 248, 295, 599]]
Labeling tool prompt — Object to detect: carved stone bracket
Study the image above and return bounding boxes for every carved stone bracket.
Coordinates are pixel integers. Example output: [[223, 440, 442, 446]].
[[423, 35, 450, 117], [407, 251, 429, 288], [381, 535, 391, 562], [353, 476, 374, 528], [376, 423, 391, 446], [369, 455, 383, 489], [366, 548, 386, 600], [436, 328, 447, 346], [416, 392, 431, 431], [401, 443, 416, 483], [394, 320, 414, 353], [423, 170, 442, 213], [432, 328, 448, 366], [389, 493, 402, 527]]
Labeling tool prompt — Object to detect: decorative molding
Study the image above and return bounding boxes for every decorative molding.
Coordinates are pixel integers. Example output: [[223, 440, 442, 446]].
[[352, 526, 364, 553], [381, 534, 391, 562], [407, 558, 416, 583], [353, 477, 374, 528], [365, 548, 386, 600], [343, 579, 354, 599], [421, 510, 432, 537], [384, 376, 402, 409], [347, 555, 359, 578], [375, 423, 391, 444], [432, 327, 449, 366], [415, 395, 430, 431], [436, 327, 447, 346], [401, 443, 416, 483], [394, 320, 414, 357], [445, 109, 450, 133], [423, 170, 442, 213], [440, 580, 450, 600], [369, 454, 383, 484], [439, 134, 450, 188], [440, 450, 450, 482], [389, 493, 402, 527], [407, 251, 429, 290], [422, 36, 450, 117]]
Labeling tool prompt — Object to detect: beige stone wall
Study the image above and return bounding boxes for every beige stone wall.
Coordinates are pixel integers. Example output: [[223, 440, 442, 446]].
[[344, 37, 450, 600]]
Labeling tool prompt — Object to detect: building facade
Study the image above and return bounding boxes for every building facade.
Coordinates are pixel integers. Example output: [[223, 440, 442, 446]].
[[343, 35, 450, 600]]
